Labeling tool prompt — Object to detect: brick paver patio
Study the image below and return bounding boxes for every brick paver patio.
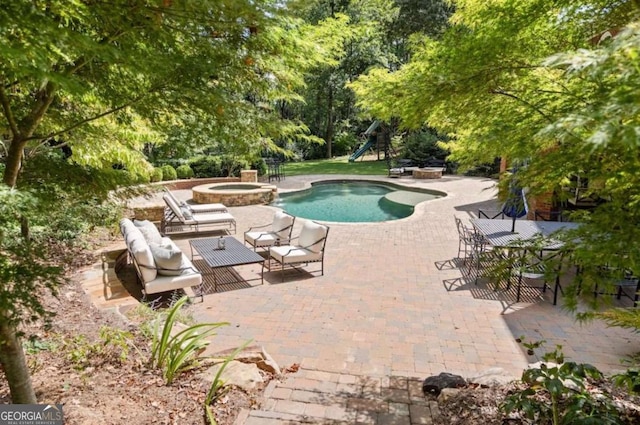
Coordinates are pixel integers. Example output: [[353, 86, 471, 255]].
[[82, 174, 640, 424]]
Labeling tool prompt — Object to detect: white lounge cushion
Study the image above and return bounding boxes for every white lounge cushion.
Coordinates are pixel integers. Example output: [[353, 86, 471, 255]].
[[181, 212, 236, 225], [187, 203, 227, 213], [245, 231, 278, 248], [272, 211, 294, 239], [129, 238, 157, 283], [134, 219, 163, 245], [269, 246, 323, 264], [298, 221, 327, 253]]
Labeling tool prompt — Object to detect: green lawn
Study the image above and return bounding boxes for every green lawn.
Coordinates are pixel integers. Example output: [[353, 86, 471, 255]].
[[283, 156, 388, 176]]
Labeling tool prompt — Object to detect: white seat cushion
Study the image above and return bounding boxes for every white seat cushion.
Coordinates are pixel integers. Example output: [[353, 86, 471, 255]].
[[144, 272, 202, 294], [245, 231, 278, 247], [270, 246, 322, 264]]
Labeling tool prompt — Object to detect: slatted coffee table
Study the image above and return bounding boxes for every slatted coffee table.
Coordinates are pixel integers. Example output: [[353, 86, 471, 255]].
[[189, 236, 265, 292]]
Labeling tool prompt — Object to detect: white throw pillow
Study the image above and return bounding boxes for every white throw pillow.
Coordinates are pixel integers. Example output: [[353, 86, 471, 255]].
[[133, 219, 163, 244], [149, 243, 187, 276]]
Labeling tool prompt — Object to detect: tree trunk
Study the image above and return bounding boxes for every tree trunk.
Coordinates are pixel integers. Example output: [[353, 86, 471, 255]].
[[0, 81, 56, 404], [0, 323, 37, 403], [325, 84, 334, 159], [2, 136, 25, 187]]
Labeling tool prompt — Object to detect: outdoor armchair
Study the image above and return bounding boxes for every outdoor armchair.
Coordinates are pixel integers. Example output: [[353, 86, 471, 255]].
[[268, 220, 329, 282], [244, 210, 296, 251]]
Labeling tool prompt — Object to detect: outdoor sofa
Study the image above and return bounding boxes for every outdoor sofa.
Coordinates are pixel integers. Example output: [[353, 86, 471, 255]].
[[120, 218, 202, 298]]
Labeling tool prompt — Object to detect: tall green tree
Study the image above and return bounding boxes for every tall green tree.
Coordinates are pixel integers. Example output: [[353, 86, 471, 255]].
[[290, 0, 398, 159], [289, 0, 453, 160], [351, 0, 640, 314], [0, 0, 335, 403]]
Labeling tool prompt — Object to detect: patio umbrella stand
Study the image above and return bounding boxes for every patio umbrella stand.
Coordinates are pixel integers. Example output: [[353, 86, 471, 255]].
[[501, 169, 528, 233]]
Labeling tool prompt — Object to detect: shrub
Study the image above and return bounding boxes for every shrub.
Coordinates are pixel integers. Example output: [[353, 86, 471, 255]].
[[333, 131, 360, 157], [400, 128, 449, 164], [501, 342, 623, 425], [176, 164, 194, 179], [221, 155, 248, 177], [190, 156, 223, 178], [160, 164, 177, 181], [250, 157, 267, 176], [150, 167, 163, 182], [135, 171, 151, 184]]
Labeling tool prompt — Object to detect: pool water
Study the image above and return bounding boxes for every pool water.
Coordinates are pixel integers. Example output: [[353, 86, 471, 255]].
[[272, 181, 442, 223]]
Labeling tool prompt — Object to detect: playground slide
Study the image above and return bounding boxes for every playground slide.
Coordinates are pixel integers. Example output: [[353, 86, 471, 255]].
[[348, 137, 376, 162], [349, 121, 380, 162]]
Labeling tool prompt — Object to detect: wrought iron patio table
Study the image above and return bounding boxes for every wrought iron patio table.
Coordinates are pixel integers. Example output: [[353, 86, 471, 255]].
[[469, 219, 581, 304], [470, 219, 580, 249], [189, 236, 265, 292]]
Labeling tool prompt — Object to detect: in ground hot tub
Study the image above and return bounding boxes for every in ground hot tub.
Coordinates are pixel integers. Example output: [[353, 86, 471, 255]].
[[192, 182, 278, 206]]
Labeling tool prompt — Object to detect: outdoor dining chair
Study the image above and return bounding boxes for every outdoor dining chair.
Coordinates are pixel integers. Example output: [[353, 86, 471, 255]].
[[509, 248, 564, 305], [454, 217, 500, 285], [593, 267, 640, 307], [454, 216, 486, 264]]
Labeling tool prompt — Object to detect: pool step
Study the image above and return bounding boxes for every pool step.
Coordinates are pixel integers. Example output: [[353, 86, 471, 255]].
[[384, 190, 438, 207]]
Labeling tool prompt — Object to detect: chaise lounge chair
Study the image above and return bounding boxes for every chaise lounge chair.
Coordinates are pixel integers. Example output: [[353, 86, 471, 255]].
[[268, 220, 329, 282], [161, 194, 236, 235], [244, 210, 296, 251], [163, 187, 227, 214]]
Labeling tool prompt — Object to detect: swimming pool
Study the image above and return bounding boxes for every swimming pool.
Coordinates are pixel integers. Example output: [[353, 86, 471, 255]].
[[272, 180, 445, 223]]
